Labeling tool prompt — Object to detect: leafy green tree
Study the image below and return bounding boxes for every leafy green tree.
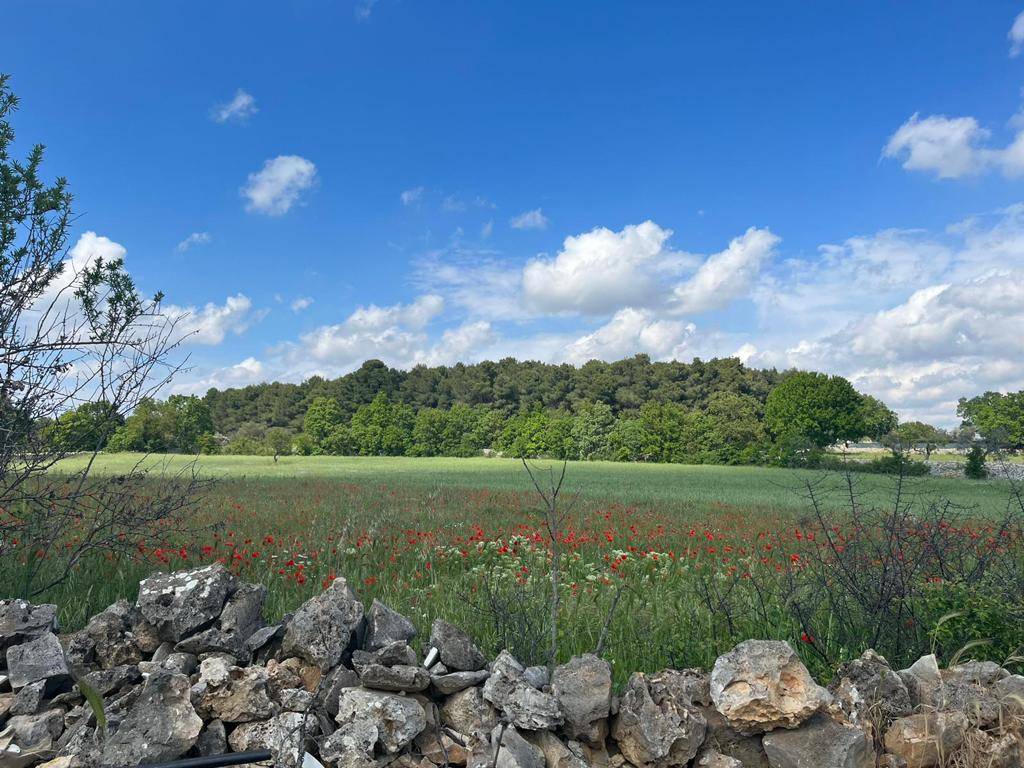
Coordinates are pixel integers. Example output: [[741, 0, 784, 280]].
[[264, 427, 293, 457], [957, 391, 1024, 450], [303, 396, 346, 454], [964, 445, 988, 479], [888, 421, 948, 459], [411, 408, 448, 456], [700, 391, 767, 464], [571, 402, 616, 460], [46, 401, 123, 452], [764, 372, 867, 450], [636, 401, 696, 463], [606, 417, 654, 461], [349, 393, 414, 455], [107, 396, 214, 454], [858, 394, 898, 442], [498, 411, 551, 458]]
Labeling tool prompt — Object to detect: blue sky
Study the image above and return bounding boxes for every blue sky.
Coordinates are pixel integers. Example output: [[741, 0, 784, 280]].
[[6, 1, 1024, 425]]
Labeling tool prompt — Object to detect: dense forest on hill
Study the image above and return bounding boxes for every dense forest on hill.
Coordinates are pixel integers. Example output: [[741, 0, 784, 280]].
[[203, 355, 781, 435], [49, 352, 1024, 469]]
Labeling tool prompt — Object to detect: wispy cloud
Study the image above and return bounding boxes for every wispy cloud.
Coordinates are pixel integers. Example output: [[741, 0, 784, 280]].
[[400, 186, 424, 206], [291, 296, 314, 313], [211, 89, 257, 124], [176, 232, 211, 253], [510, 208, 550, 230], [355, 0, 379, 21]]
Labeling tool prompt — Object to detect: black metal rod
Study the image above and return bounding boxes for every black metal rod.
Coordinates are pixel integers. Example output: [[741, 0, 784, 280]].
[[141, 751, 274, 768]]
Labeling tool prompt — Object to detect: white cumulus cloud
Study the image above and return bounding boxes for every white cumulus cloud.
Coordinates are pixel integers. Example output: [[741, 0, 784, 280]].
[[671, 227, 779, 314], [522, 221, 690, 315], [241, 156, 317, 216]]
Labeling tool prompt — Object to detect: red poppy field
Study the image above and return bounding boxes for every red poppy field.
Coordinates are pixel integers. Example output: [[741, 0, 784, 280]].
[[9, 456, 1024, 681]]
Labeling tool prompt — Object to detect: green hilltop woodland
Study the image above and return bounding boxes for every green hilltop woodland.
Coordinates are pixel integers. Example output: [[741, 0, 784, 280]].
[[42, 355, 1024, 467]]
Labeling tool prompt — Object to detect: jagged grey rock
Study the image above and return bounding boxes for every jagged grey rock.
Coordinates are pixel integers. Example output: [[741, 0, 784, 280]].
[[4, 709, 64, 749], [314, 664, 360, 718], [6, 633, 69, 690], [762, 716, 873, 768], [483, 651, 562, 731], [79, 664, 140, 698], [99, 671, 202, 768], [357, 663, 430, 692], [351, 641, 417, 671], [0, 601, 58, 654], [432, 668, 490, 695], [135, 564, 237, 642], [429, 619, 486, 672], [219, 582, 267, 639], [9, 681, 47, 716], [710, 640, 830, 734], [697, 750, 745, 767], [281, 577, 364, 670], [364, 600, 416, 651], [897, 654, 943, 710], [489, 725, 546, 768], [612, 671, 707, 767], [523, 729, 588, 768], [551, 654, 612, 745], [828, 649, 911, 728], [322, 688, 426, 764], [228, 711, 313, 767], [195, 718, 227, 756], [193, 662, 275, 722], [67, 601, 141, 670]]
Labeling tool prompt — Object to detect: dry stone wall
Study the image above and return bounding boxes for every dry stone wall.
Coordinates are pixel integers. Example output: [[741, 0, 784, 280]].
[[1, 564, 1022, 768]]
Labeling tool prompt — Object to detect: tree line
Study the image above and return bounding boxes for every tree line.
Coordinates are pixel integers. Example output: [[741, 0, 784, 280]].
[[43, 356, 1023, 466]]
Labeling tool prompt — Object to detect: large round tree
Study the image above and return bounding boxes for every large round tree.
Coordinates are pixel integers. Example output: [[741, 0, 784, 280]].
[[764, 371, 868, 449]]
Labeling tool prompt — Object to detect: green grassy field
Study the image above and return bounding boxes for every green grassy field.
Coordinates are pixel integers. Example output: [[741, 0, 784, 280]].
[[54, 452, 1014, 515], [21, 452, 1020, 680]]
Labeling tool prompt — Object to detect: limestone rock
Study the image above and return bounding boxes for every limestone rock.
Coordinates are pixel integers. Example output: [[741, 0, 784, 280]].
[[483, 650, 562, 731], [364, 600, 416, 651], [9, 681, 47, 716], [281, 577, 364, 670], [995, 674, 1024, 718], [523, 729, 588, 768], [430, 619, 486, 672], [0, 601, 58, 654], [828, 650, 911, 729], [6, 633, 70, 690], [551, 654, 612, 745], [612, 671, 707, 767], [193, 662, 275, 723], [195, 718, 227, 756], [489, 725, 545, 768], [322, 688, 426, 765], [697, 751, 745, 768], [99, 671, 202, 768], [442, 686, 499, 738], [135, 564, 237, 642], [762, 715, 873, 768], [219, 581, 267, 639], [68, 601, 142, 670], [358, 663, 430, 692], [710, 640, 829, 734], [79, 664, 140, 698], [432, 669, 490, 695], [883, 711, 969, 768], [228, 711, 314, 768], [897, 655, 943, 710]]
